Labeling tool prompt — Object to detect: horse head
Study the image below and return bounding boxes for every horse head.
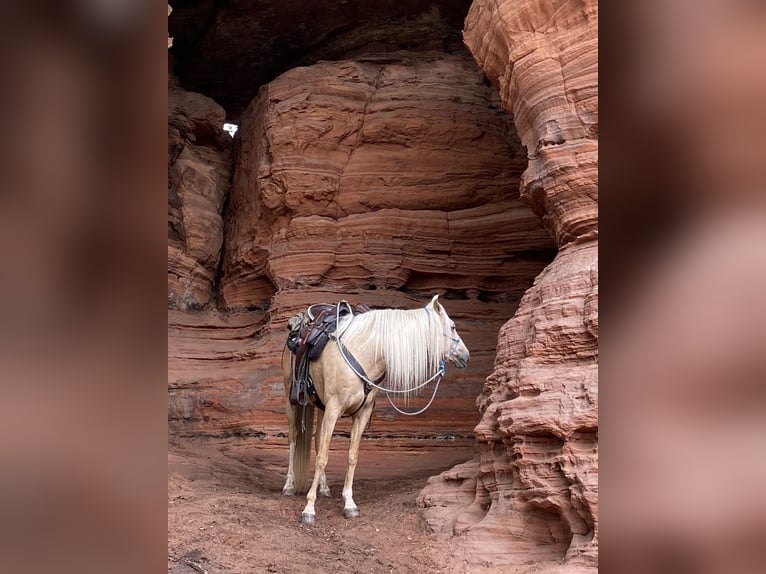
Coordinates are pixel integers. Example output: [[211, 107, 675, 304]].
[[426, 295, 470, 369]]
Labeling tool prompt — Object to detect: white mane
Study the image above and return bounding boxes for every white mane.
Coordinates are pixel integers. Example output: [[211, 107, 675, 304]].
[[338, 307, 447, 398]]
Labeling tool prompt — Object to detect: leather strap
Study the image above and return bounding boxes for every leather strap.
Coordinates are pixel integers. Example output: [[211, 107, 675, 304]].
[[337, 339, 385, 417]]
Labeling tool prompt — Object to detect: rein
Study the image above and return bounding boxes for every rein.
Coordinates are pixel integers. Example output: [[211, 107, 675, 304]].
[[332, 309, 463, 416]]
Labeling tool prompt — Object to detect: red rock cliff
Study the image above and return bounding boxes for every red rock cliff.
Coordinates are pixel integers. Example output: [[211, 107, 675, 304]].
[[168, 1, 597, 566], [418, 0, 598, 570], [168, 50, 556, 439], [168, 86, 231, 309]]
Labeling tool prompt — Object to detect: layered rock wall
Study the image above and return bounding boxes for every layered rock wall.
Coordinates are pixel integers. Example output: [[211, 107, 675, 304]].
[[168, 1, 598, 567], [168, 51, 556, 438], [220, 53, 551, 306], [418, 0, 598, 569], [168, 87, 231, 309]]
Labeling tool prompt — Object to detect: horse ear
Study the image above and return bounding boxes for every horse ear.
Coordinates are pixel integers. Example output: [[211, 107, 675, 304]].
[[428, 294, 443, 315]]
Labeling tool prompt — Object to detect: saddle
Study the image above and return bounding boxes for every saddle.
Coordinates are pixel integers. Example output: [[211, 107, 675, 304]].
[[286, 301, 371, 410]]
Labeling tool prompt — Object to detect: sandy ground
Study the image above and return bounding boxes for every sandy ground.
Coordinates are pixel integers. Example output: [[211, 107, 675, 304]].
[[168, 435, 477, 574]]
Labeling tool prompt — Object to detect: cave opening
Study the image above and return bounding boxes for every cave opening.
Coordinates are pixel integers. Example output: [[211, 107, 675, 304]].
[[169, 0, 476, 121]]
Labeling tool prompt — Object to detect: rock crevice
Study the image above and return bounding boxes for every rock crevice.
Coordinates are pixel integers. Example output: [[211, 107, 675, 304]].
[[168, 86, 232, 310]]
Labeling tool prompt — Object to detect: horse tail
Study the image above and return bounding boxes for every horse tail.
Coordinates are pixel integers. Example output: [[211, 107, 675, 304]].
[[293, 402, 314, 494]]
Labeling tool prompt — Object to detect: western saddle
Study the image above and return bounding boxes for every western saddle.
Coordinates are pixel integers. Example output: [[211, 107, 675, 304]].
[[286, 301, 377, 412]]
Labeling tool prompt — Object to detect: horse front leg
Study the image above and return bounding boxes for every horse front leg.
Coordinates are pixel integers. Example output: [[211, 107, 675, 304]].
[[342, 400, 374, 519], [301, 404, 340, 524], [282, 404, 296, 496]]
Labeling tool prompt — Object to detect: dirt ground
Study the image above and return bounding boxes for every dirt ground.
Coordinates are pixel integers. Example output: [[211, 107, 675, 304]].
[[168, 435, 477, 574]]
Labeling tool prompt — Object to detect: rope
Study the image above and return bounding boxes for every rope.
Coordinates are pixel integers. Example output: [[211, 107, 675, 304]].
[[334, 334, 445, 393], [385, 371, 444, 416], [384, 335, 462, 416], [334, 300, 354, 339], [333, 312, 463, 416]]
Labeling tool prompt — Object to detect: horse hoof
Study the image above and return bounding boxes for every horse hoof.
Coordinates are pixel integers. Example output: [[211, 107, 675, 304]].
[[344, 508, 360, 519], [320, 488, 331, 498], [301, 513, 315, 525], [282, 487, 295, 497]]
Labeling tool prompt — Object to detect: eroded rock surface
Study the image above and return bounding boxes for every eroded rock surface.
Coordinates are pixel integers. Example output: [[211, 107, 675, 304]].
[[419, 243, 598, 568], [167, 2, 598, 566], [168, 87, 231, 309], [418, 0, 598, 570], [463, 0, 598, 248], [220, 52, 552, 307], [168, 51, 556, 439]]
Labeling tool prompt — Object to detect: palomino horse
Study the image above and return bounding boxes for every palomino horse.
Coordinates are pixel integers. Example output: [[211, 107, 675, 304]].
[[281, 295, 470, 524]]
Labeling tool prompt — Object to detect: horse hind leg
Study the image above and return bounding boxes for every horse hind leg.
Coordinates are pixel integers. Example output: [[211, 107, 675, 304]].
[[315, 408, 331, 497], [319, 470, 331, 498], [342, 401, 374, 519], [282, 442, 296, 496], [281, 349, 298, 496], [282, 404, 297, 496]]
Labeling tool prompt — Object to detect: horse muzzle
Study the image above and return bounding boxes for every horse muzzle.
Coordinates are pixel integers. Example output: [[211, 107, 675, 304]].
[[452, 352, 469, 369]]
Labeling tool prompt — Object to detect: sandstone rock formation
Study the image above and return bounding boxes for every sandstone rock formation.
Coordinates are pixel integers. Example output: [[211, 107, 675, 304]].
[[418, 0, 598, 570], [168, 87, 231, 309], [168, 51, 556, 440], [220, 52, 551, 308], [167, 1, 598, 568]]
